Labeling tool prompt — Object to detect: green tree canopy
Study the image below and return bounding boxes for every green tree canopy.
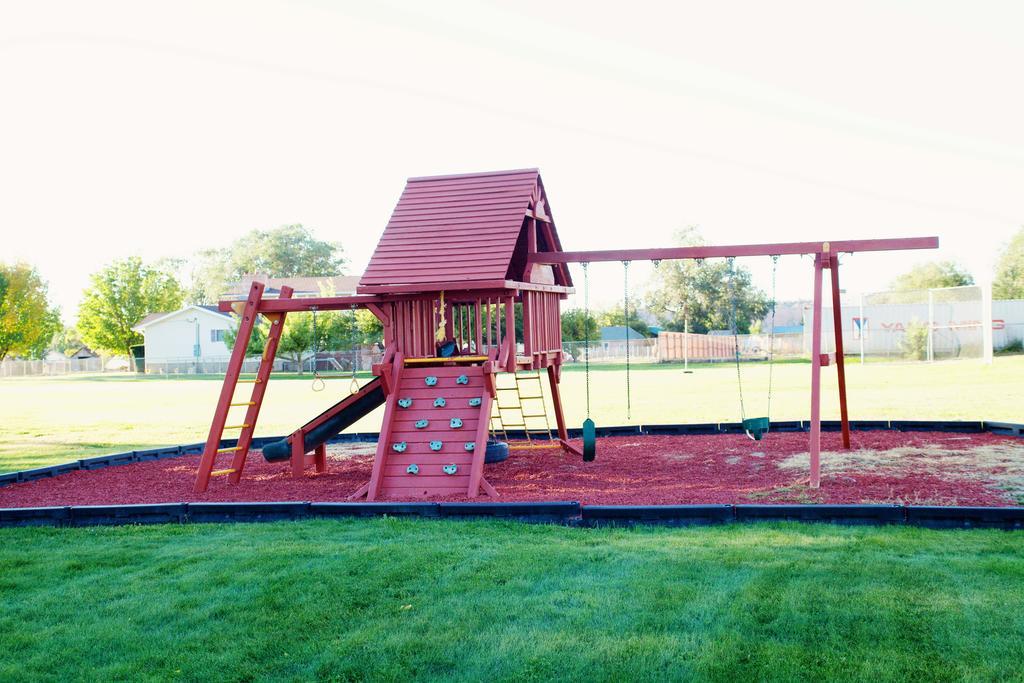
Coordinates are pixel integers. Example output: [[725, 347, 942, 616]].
[[77, 257, 184, 362], [223, 318, 268, 357], [187, 225, 346, 303], [994, 227, 1024, 299], [560, 308, 599, 342], [890, 260, 974, 291], [646, 227, 769, 334], [50, 325, 88, 357], [0, 263, 62, 361]]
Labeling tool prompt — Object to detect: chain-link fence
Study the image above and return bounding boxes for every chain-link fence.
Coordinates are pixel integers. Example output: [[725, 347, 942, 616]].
[[561, 339, 656, 363], [0, 356, 124, 377], [139, 347, 385, 375]]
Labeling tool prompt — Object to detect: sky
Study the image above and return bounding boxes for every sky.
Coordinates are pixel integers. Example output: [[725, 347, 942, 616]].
[[2, 0, 1023, 322]]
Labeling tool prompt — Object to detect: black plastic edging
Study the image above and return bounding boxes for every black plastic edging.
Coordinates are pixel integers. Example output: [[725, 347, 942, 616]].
[[2, 502, 1023, 529], [2, 420, 1023, 490], [581, 504, 733, 526]]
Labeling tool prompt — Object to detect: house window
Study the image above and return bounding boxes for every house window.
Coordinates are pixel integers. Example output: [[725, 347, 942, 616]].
[[211, 329, 226, 342]]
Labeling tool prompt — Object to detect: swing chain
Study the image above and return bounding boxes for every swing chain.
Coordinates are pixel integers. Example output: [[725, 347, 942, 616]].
[[767, 255, 779, 419], [310, 307, 325, 392], [623, 260, 631, 421], [727, 258, 745, 421], [349, 304, 360, 395], [582, 262, 590, 419]]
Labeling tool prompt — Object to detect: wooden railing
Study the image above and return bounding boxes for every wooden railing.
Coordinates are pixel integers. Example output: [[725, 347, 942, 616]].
[[381, 294, 516, 364], [522, 290, 562, 366], [376, 290, 562, 372]]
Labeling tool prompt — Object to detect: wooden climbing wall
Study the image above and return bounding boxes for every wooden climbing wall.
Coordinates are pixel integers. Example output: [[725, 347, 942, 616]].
[[367, 364, 494, 499]]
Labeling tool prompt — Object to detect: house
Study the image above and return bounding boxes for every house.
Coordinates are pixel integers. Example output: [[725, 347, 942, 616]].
[[42, 346, 97, 362], [600, 325, 646, 342], [131, 305, 234, 368], [222, 274, 360, 299], [69, 346, 98, 360]]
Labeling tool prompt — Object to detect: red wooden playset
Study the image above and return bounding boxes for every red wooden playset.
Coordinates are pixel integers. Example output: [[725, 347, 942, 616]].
[[193, 168, 937, 498]]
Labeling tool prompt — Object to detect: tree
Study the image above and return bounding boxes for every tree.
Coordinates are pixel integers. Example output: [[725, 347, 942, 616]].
[[77, 257, 184, 363], [277, 313, 317, 372], [0, 263, 62, 362], [561, 308, 599, 342], [994, 227, 1024, 299], [187, 225, 346, 304], [223, 317, 268, 357], [225, 308, 384, 368], [890, 260, 974, 291], [354, 309, 384, 345], [50, 325, 87, 357], [646, 227, 769, 334]]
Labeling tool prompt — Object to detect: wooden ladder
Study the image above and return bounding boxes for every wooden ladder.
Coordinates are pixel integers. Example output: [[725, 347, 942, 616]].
[[193, 283, 292, 493], [489, 371, 557, 449]]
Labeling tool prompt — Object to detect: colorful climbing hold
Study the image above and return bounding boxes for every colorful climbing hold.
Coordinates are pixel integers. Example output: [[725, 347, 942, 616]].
[[406, 464, 419, 475], [415, 419, 429, 429], [442, 464, 458, 475], [425, 376, 438, 386], [433, 397, 446, 408], [449, 417, 463, 429], [464, 442, 475, 451], [398, 398, 412, 408], [429, 440, 443, 451], [468, 397, 481, 407], [456, 375, 468, 385], [392, 441, 408, 453]]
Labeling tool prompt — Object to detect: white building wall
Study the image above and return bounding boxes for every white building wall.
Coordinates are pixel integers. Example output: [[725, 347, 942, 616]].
[[140, 309, 232, 363], [802, 299, 1024, 356]]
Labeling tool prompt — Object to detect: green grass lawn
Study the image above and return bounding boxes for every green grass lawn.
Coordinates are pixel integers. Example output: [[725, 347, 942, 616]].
[[1, 355, 1023, 472], [0, 519, 1021, 681]]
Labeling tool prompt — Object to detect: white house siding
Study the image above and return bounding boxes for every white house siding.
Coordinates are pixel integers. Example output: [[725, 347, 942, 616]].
[[138, 308, 232, 365]]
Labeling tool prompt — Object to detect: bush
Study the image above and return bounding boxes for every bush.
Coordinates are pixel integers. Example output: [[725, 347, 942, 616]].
[[901, 320, 929, 360]]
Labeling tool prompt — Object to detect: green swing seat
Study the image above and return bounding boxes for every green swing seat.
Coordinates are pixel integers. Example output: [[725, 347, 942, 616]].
[[743, 417, 770, 441], [582, 418, 597, 462]]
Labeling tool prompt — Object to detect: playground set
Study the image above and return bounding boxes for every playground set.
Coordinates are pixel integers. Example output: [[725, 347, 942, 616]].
[[192, 168, 939, 500]]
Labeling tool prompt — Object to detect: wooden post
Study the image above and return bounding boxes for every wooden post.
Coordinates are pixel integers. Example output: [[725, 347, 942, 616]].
[[466, 390, 495, 498], [290, 433, 306, 478], [828, 253, 851, 449], [505, 297, 515, 373], [367, 353, 404, 501], [809, 251, 825, 489], [314, 443, 327, 473], [547, 364, 569, 442]]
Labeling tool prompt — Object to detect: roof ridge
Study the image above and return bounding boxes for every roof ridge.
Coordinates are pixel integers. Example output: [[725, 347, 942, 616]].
[[407, 168, 538, 183]]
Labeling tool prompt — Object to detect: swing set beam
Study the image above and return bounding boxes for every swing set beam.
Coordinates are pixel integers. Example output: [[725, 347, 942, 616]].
[[526, 237, 938, 265], [532, 234, 940, 490]]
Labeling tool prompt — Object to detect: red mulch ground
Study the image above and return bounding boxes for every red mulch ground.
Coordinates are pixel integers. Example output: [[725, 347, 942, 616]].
[[2, 432, 1022, 508]]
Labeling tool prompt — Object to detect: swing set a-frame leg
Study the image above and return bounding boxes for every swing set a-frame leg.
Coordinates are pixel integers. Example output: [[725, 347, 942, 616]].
[[809, 247, 853, 489]]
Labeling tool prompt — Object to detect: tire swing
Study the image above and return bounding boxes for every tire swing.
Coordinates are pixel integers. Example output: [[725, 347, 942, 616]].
[[581, 262, 596, 461]]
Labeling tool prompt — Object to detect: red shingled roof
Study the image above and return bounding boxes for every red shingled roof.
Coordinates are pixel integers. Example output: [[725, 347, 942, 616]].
[[359, 169, 566, 293]]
